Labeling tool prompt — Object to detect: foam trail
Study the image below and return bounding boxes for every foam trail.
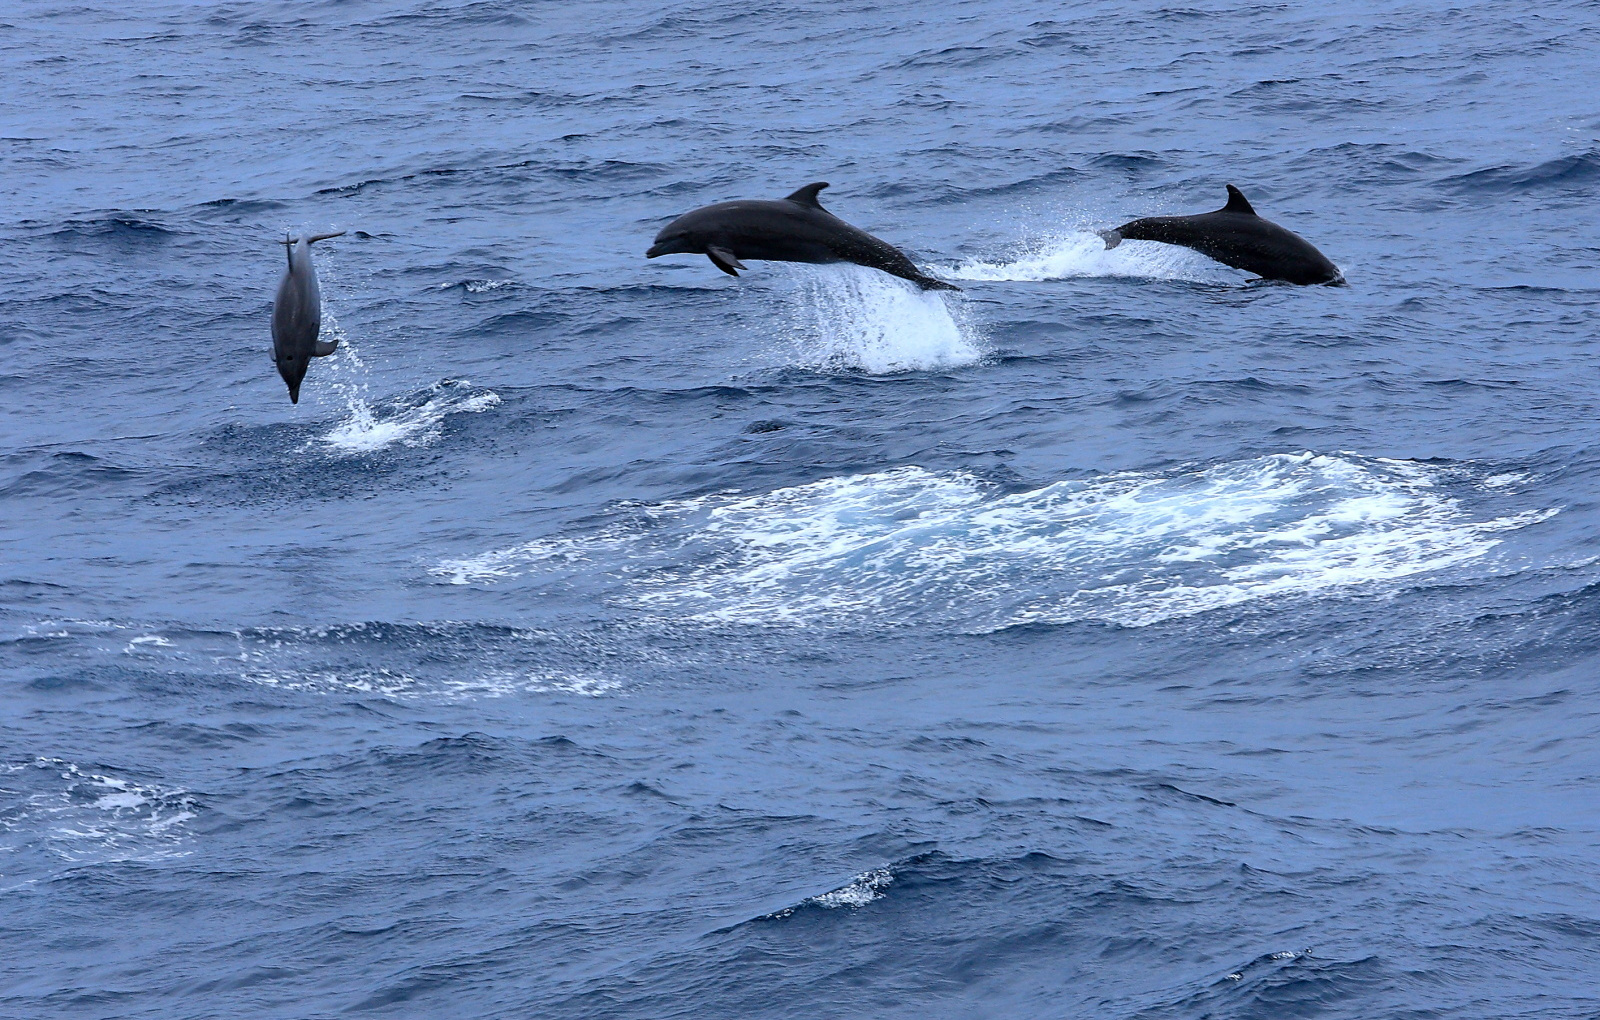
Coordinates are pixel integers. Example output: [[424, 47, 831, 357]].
[[774, 264, 982, 373], [439, 454, 1556, 631], [941, 230, 1235, 284]]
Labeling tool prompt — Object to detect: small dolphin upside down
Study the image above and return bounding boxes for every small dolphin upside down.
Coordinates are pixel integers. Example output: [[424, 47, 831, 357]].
[[272, 231, 345, 404], [647, 182, 960, 291], [1100, 185, 1342, 285]]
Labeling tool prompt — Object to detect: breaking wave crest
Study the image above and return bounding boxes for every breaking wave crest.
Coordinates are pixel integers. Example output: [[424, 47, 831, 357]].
[[760, 868, 894, 920], [436, 453, 1553, 631]]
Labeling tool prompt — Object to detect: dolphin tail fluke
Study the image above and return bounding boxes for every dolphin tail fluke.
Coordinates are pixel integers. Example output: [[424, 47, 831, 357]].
[[912, 275, 962, 292], [313, 338, 339, 357], [1098, 229, 1123, 250], [279, 231, 347, 246]]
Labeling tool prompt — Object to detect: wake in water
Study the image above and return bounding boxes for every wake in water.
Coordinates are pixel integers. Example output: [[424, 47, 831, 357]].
[[769, 264, 983, 374], [437, 454, 1554, 631], [941, 229, 1238, 284]]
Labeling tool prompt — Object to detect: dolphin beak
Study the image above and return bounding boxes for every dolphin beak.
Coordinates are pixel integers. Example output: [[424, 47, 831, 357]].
[[645, 241, 669, 258], [287, 381, 301, 404]]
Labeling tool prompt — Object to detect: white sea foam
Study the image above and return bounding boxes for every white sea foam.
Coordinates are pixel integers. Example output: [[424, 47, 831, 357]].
[[438, 278, 513, 293], [763, 868, 893, 920], [318, 376, 500, 455], [0, 759, 196, 878], [772, 264, 982, 374], [441, 454, 1554, 631], [941, 230, 1235, 284], [303, 314, 499, 454], [808, 868, 893, 908], [239, 665, 619, 700]]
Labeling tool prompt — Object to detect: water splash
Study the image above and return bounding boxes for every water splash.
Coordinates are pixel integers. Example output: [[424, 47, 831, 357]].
[[772, 264, 983, 374], [305, 314, 499, 454], [317, 379, 501, 455], [942, 230, 1236, 284]]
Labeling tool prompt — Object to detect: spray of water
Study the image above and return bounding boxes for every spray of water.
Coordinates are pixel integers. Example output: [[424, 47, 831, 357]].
[[772, 265, 983, 374], [307, 314, 499, 456], [940, 230, 1236, 284]]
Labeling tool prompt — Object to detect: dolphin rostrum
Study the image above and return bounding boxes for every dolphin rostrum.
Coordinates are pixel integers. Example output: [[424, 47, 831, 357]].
[[272, 231, 345, 403], [1100, 185, 1342, 285], [646, 182, 960, 291]]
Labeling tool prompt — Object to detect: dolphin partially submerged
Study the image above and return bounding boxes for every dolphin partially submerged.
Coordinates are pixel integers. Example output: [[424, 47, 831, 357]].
[[647, 182, 960, 291], [272, 231, 345, 404], [1101, 185, 1342, 285]]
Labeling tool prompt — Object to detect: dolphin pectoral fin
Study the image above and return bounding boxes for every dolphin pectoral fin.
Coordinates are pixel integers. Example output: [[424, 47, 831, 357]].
[[306, 231, 347, 244], [1221, 185, 1257, 216], [783, 182, 830, 208], [706, 246, 746, 277], [313, 338, 339, 357], [1099, 229, 1123, 250]]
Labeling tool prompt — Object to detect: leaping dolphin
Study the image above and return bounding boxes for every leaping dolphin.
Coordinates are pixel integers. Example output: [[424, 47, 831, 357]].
[[1100, 185, 1342, 285], [646, 182, 960, 292], [272, 231, 345, 404]]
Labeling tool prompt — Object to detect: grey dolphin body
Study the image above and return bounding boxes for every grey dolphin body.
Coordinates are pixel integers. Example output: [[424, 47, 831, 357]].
[[1101, 186, 1342, 285], [646, 183, 960, 291], [272, 232, 345, 403]]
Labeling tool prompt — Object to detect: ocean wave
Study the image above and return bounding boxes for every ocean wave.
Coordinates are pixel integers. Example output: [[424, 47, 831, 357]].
[[438, 453, 1554, 631], [1441, 148, 1600, 194]]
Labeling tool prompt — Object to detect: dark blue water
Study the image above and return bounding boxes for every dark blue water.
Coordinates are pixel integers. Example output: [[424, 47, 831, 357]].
[[5, 2, 1600, 1017]]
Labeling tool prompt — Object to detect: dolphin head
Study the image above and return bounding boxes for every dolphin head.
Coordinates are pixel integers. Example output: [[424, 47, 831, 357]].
[[275, 347, 308, 404], [646, 214, 703, 258]]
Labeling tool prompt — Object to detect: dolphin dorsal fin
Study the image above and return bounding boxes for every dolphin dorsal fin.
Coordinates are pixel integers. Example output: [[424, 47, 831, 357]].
[[1222, 185, 1257, 216], [784, 182, 830, 208]]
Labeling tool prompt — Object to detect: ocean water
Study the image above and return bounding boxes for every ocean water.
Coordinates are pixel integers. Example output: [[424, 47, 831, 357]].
[[3, 2, 1599, 1017]]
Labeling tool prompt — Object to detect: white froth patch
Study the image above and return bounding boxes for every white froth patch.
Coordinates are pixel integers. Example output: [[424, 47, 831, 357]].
[[443, 454, 1553, 631], [0, 759, 196, 875], [319, 379, 500, 455], [942, 230, 1235, 284], [763, 868, 893, 920], [809, 867, 893, 908], [301, 316, 499, 454], [240, 666, 619, 700], [774, 264, 982, 374]]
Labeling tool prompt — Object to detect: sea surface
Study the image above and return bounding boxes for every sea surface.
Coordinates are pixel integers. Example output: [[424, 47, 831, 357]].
[[3, 2, 1599, 1017]]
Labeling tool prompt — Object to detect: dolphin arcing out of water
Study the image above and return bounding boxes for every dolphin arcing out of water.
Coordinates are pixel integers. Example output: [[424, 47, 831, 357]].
[[647, 183, 960, 291], [1100, 185, 1342, 285], [272, 231, 345, 403]]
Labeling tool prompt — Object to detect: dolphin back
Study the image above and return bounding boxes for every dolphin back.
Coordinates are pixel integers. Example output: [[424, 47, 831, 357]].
[[1106, 206, 1339, 285], [649, 188, 960, 291], [272, 239, 323, 353]]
